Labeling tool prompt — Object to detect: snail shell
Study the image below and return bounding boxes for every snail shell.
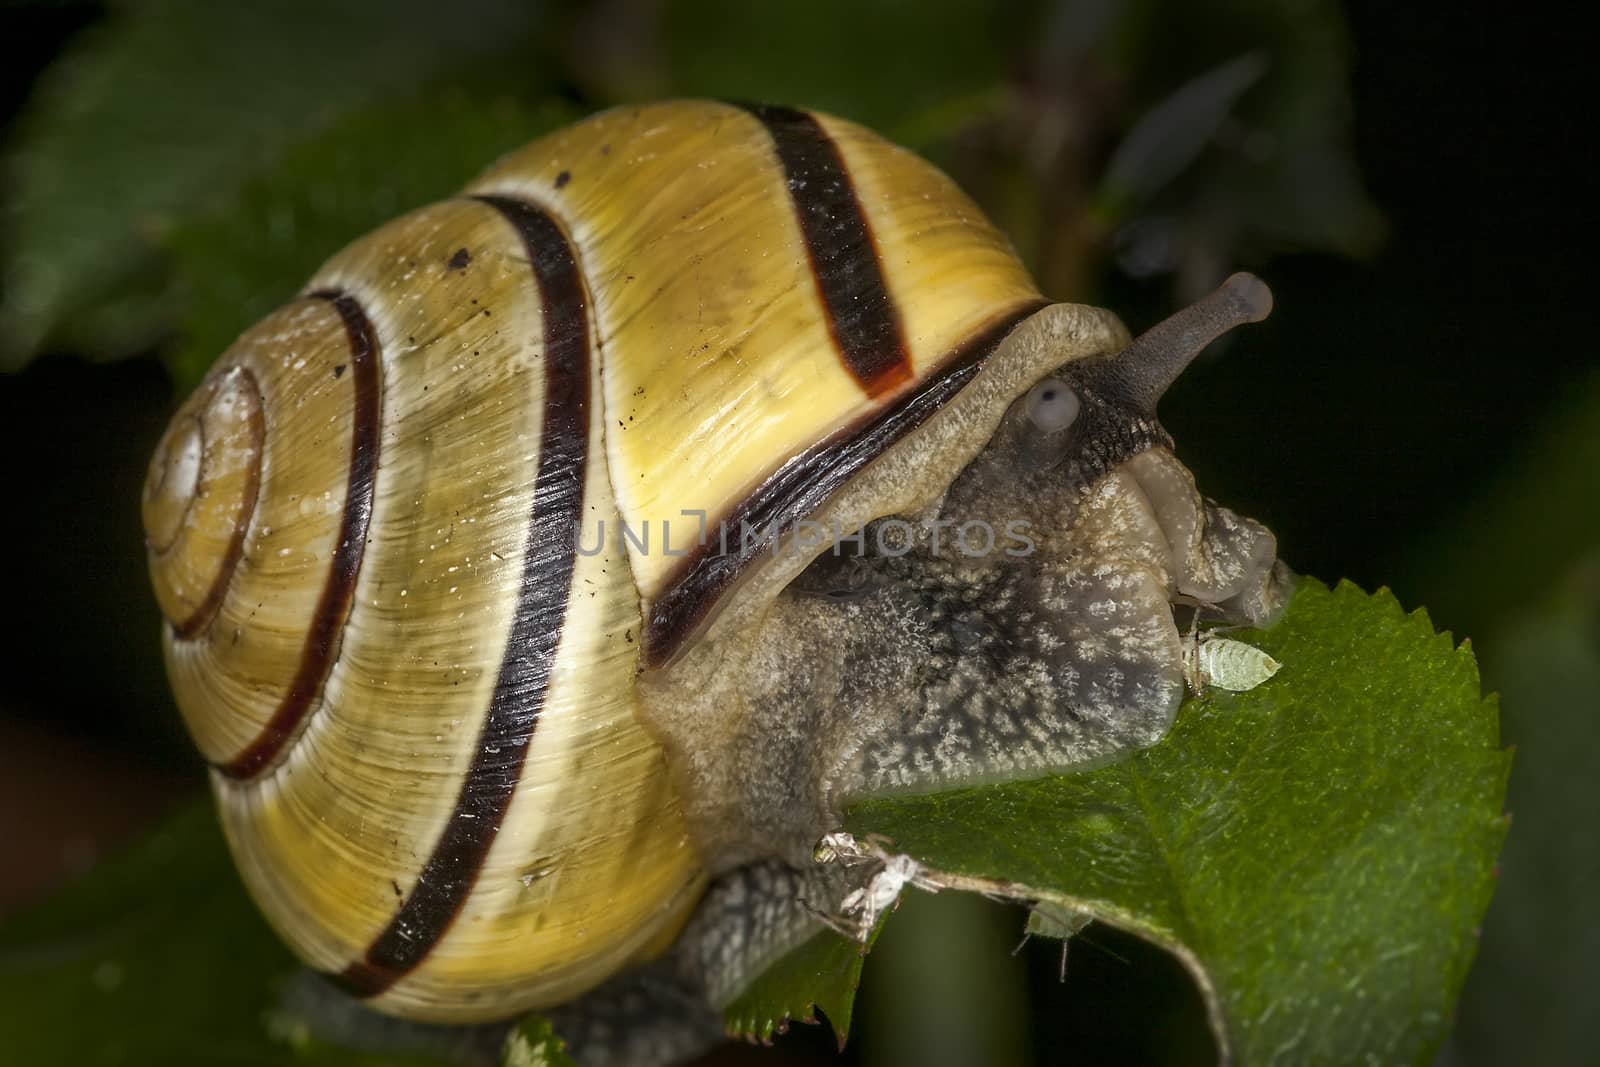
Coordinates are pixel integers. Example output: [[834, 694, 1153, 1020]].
[[141, 101, 1054, 1022]]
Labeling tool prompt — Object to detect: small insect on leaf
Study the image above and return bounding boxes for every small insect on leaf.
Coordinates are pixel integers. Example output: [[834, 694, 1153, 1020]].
[[1021, 902, 1093, 983], [1025, 901, 1093, 942], [1184, 634, 1282, 694]]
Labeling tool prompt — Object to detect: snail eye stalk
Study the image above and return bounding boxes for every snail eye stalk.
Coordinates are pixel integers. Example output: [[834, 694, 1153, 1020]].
[[1108, 272, 1274, 413]]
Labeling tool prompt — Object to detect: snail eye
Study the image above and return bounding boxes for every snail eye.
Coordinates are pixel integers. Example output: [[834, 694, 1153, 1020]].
[[793, 551, 878, 602], [821, 557, 876, 601], [1025, 378, 1080, 433]]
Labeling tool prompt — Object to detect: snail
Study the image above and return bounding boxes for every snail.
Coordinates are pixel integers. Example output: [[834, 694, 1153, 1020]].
[[141, 100, 1289, 1051]]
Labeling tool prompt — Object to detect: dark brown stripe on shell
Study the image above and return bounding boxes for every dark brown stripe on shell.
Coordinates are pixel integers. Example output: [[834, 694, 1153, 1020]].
[[739, 103, 913, 398], [338, 195, 592, 998], [218, 292, 381, 780], [644, 300, 1049, 669], [169, 367, 265, 638]]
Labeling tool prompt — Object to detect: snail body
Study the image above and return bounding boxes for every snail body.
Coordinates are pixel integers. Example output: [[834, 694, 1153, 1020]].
[[143, 101, 1288, 1029]]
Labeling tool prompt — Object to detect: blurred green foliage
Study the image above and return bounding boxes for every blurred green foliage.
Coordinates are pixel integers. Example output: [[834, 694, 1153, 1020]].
[[1, 0, 1379, 374], [656, 0, 1014, 136], [0, 0, 561, 367], [857, 892, 1033, 1067], [1450, 559, 1599, 1066], [0, 803, 471, 1066], [1402, 368, 1600, 649], [1430, 379, 1600, 1067]]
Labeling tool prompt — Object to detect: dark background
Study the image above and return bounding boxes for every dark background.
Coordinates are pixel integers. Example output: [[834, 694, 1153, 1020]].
[[0, 3, 1586, 1065]]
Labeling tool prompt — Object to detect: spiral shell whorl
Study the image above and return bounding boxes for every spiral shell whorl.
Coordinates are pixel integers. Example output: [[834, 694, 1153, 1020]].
[[144, 295, 378, 768], [143, 366, 264, 634]]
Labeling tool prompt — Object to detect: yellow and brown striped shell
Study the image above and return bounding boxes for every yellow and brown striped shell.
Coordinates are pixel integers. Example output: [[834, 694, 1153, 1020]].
[[140, 100, 1104, 1023]]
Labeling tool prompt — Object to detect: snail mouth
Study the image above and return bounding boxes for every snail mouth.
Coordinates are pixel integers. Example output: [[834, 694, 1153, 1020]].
[[1121, 448, 1207, 596], [1120, 447, 1289, 627]]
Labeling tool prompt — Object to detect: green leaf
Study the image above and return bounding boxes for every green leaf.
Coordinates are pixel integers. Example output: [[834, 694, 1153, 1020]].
[[164, 91, 578, 389], [499, 1017, 577, 1067], [723, 925, 877, 1047], [838, 580, 1508, 1064], [1, 0, 552, 368], [0, 800, 461, 1066]]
